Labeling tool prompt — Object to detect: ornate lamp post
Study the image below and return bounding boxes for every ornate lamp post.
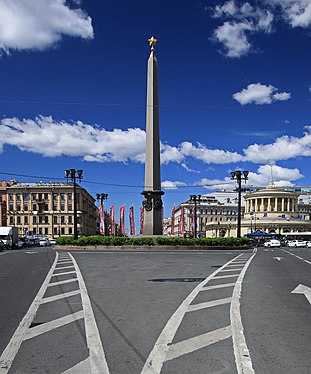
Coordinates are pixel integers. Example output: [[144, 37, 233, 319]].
[[231, 170, 249, 238], [65, 169, 83, 240], [189, 194, 201, 238]]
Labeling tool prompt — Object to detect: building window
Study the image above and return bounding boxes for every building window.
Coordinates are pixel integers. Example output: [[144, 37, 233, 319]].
[[44, 228, 49, 235], [9, 204, 13, 211], [60, 193, 65, 200], [53, 204, 58, 211], [23, 193, 30, 201], [44, 193, 48, 200], [44, 203, 49, 211], [53, 193, 58, 200], [61, 216, 65, 224], [38, 193, 42, 201], [68, 216, 72, 224], [32, 193, 37, 200], [61, 204, 65, 211], [61, 228, 65, 235], [45, 216, 49, 224], [9, 216, 14, 225], [16, 194, 21, 201], [33, 216, 37, 224], [17, 216, 21, 224], [24, 204, 28, 211], [16, 204, 21, 211], [53, 216, 58, 224], [68, 204, 72, 211], [33, 204, 37, 211], [24, 216, 28, 224], [9, 194, 13, 201], [68, 227, 72, 234], [68, 193, 72, 200]]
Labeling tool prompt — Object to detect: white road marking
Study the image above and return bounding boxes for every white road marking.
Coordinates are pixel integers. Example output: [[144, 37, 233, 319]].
[[69, 253, 110, 374], [41, 290, 81, 304], [165, 326, 232, 362], [140, 253, 244, 374], [24, 310, 84, 340], [187, 297, 232, 312], [48, 278, 78, 287], [273, 257, 283, 261], [62, 358, 90, 374], [51, 270, 76, 277], [213, 274, 239, 279], [54, 265, 75, 271], [0, 252, 8, 256], [202, 283, 236, 291], [25, 251, 38, 254], [221, 268, 243, 272], [0, 252, 59, 374], [56, 261, 74, 266], [292, 284, 311, 304], [230, 248, 257, 374], [281, 249, 311, 266]]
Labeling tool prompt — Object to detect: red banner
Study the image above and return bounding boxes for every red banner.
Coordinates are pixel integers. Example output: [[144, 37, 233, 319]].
[[99, 204, 105, 235], [140, 207, 144, 235], [110, 205, 115, 236], [180, 206, 184, 236], [171, 206, 175, 236], [120, 206, 125, 236], [129, 206, 135, 236]]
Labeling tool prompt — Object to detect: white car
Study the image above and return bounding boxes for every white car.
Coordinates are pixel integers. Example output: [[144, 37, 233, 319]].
[[264, 239, 281, 248], [39, 238, 50, 247], [307, 241, 311, 248], [287, 240, 307, 247], [49, 239, 56, 246]]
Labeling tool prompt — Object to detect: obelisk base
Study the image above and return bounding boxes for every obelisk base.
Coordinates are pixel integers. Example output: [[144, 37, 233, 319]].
[[141, 190, 164, 236]]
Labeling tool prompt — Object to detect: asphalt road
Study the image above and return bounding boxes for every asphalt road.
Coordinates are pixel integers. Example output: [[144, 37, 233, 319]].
[[0, 246, 310, 374]]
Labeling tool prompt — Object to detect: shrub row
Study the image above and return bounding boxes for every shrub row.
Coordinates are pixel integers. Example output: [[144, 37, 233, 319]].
[[55, 236, 250, 247]]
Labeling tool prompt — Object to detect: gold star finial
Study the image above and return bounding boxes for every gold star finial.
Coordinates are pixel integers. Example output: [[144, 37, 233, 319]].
[[148, 36, 157, 52]]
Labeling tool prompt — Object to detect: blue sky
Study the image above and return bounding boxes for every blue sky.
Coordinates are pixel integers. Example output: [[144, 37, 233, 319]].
[[1, 0, 311, 229]]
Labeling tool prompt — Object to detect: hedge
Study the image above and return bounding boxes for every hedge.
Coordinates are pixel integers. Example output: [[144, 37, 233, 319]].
[[55, 236, 250, 247]]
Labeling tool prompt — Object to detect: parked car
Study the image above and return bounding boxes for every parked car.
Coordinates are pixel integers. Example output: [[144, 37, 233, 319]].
[[306, 241, 311, 248], [19, 237, 30, 248], [16, 239, 24, 249], [39, 238, 50, 247], [49, 239, 56, 246], [0, 239, 5, 251], [28, 237, 40, 247], [264, 239, 281, 248], [287, 240, 307, 247]]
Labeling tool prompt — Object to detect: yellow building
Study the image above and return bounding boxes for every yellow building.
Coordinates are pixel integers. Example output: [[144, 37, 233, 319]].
[[205, 183, 311, 237], [5, 182, 97, 238]]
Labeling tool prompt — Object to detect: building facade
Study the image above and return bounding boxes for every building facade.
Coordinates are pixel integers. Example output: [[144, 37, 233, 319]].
[[205, 183, 311, 237], [3, 182, 97, 238]]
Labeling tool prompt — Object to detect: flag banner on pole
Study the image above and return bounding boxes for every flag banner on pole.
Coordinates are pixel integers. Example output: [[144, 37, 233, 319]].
[[191, 206, 195, 237], [129, 206, 135, 236], [162, 207, 164, 235], [171, 206, 175, 236], [99, 204, 105, 235], [110, 205, 115, 236], [140, 207, 144, 235], [180, 206, 184, 236], [120, 205, 125, 236]]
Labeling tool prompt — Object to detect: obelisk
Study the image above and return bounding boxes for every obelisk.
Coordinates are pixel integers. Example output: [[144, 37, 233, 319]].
[[141, 36, 164, 236]]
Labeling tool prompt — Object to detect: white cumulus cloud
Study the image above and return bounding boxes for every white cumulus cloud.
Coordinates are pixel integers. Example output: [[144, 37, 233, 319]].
[[0, 0, 93, 54], [161, 181, 187, 190], [233, 83, 291, 105]]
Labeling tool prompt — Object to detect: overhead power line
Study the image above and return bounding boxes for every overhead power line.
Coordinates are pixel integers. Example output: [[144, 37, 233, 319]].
[[1, 99, 311, 112], [0, 170, 233, 190]]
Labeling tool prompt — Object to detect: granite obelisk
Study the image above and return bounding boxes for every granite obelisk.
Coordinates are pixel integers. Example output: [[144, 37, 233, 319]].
[[141, 36, 164, 236]]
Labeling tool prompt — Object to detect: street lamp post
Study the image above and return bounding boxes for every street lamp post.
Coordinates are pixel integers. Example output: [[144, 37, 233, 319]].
[[231, 170, 249, 238], [65, 169, 83, 240], [189, 194, 201, 238]]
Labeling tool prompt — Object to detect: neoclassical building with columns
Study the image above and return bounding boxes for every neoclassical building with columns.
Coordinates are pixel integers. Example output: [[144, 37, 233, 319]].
[[205, 183, 311, 237]]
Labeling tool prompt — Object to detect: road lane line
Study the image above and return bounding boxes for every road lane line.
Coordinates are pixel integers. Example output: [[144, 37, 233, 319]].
[[56, 261, 74, 266], [221, 268, 243, 272], [48, 278, 78, 287], [62, 358, 90, 374], [281, 249, 311, 265], [24, 310, 84, 340], [41, 289, 81, 304], [140, 252, 244, 374], [51, 270, 76, 277], [164, 326, 232, 362], [69, 253, 110, 374], [213, 274, 239, 279], [54, 265, 75, 271], [202, 283, 236, 291], [0, 252, 58, 374], [187, 297, 232, 312], [231, 248, 257, 374]]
